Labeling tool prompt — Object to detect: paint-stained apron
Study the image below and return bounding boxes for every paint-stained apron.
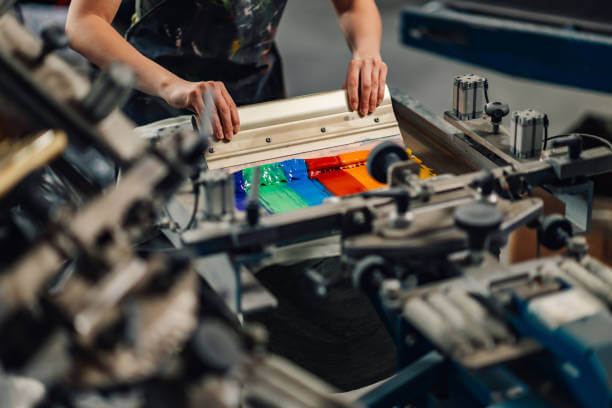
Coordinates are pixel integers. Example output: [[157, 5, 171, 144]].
[[123, 0, 288, 125]]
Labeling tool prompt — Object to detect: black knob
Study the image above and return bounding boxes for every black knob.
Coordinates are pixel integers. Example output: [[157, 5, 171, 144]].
[[485, 102, 510, 134], [352, 255, 390, 295], [470, 170, 496, 196], [367, 142, 409, 184], [455, 203, 503, 261], [37, 25, 69, 63], [537, 214, 572, 250], [192, 320, 243, 374], [81, 62, 136, 122]]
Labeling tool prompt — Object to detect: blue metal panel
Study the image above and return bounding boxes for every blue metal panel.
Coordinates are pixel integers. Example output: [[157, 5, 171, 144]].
[[507, 294, 612, 408], [451, 364, 530, 406], [359, 351, 445, 408], [400, 5, 612, 93]]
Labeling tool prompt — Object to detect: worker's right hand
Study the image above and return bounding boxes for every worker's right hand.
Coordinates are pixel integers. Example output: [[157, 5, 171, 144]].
[[161, 80, 240, 140]]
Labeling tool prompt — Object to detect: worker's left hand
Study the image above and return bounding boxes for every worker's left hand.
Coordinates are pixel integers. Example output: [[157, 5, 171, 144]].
[[343, 55, 388, 116]]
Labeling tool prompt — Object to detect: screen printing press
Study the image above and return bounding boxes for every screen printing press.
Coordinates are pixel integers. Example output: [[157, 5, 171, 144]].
[[161, 78, 612, 406], [3, 9, 612, 408], [135, 75, 611, 319], [149, 74, 611, 406], [134, 85, 467, 314]]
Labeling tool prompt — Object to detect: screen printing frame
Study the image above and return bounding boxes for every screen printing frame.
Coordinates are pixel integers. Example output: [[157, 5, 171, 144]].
[[150, 87, 477, 238], [138, 88, 476, 315]]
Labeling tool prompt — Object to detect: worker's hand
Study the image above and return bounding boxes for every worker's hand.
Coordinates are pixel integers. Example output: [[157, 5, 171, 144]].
[[343, 55, 388, 116], [162, 80, 240, 140]]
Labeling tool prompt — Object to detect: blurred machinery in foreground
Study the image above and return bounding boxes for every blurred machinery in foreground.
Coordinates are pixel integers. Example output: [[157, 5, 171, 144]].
[[0, 11, 357, 408]]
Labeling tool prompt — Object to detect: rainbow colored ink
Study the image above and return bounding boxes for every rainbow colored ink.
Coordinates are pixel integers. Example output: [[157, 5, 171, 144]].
[[234, 149, 434, 214]]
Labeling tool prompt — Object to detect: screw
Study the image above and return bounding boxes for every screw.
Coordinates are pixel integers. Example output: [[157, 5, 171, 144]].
[[405, 334, 417, 346], [245, 323, 269, 347], [380, 279, 402, 310], [208, 147, 214, 154], [352, 211, 366, 225], [381, 279, 401, 299], [506, 386, 526, 399], [568, 236, 589, 259], [321, 127, 327, 133], [265, 137, 271, 143], [374, 117, 380, 123]]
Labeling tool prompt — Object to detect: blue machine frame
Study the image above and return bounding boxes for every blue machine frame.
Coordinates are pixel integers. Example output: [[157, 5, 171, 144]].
[[400, 3, 612, 94]]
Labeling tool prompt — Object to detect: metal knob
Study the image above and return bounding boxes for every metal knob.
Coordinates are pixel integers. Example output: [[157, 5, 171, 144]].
[[455, 203, 503, 263], [537, 214, 573, 250], [353, 255, 390, 295], [470, 170, 496, 197], [367, 142, 409, 184], [485, 101, 509, 134]]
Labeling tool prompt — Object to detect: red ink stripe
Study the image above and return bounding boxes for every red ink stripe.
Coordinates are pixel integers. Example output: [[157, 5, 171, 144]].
[[305, 156, 341, 178], [315, 170, 367, 196]]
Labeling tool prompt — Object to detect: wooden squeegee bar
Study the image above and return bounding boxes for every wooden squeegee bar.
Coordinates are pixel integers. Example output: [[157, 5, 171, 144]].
[[134, 88, 403, 170], [206, 104, 400, 169], [204, 86, 401, 170]]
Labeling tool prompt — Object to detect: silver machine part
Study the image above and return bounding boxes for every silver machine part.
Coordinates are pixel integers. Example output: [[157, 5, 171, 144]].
[[559, 259, 612, 304], [446, 289, 512, 342], [452, 74, 487, 120], [427, 292, 494, 349], [200, 170, 235, 221], [510, 109, 547, 159], [403, 297, 472, 357]]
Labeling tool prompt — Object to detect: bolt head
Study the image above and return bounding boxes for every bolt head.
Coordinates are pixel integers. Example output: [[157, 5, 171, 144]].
[[380, 279, 402, 310], [405, 334, 417, 346], [381, 279, 401, 297], [320, 127, 327, 133], [568, 236, 588, 258], [245, 323, 269, 346], [208, 147, 214, 153], [265, 137, 271, 143], [352, 211, 366, 225]]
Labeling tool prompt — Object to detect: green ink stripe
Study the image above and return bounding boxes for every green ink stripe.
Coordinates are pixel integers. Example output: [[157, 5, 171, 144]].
[[259, 184, 309, 213]]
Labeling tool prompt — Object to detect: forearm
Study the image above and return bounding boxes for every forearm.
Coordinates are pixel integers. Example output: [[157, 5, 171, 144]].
[[333, 0, 382, 58], [65, 0, 239, 139], [65, 13, 181, 98]]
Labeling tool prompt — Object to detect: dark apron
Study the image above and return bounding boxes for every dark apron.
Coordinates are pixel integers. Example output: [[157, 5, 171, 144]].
[[123, 0, 287, 125]]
